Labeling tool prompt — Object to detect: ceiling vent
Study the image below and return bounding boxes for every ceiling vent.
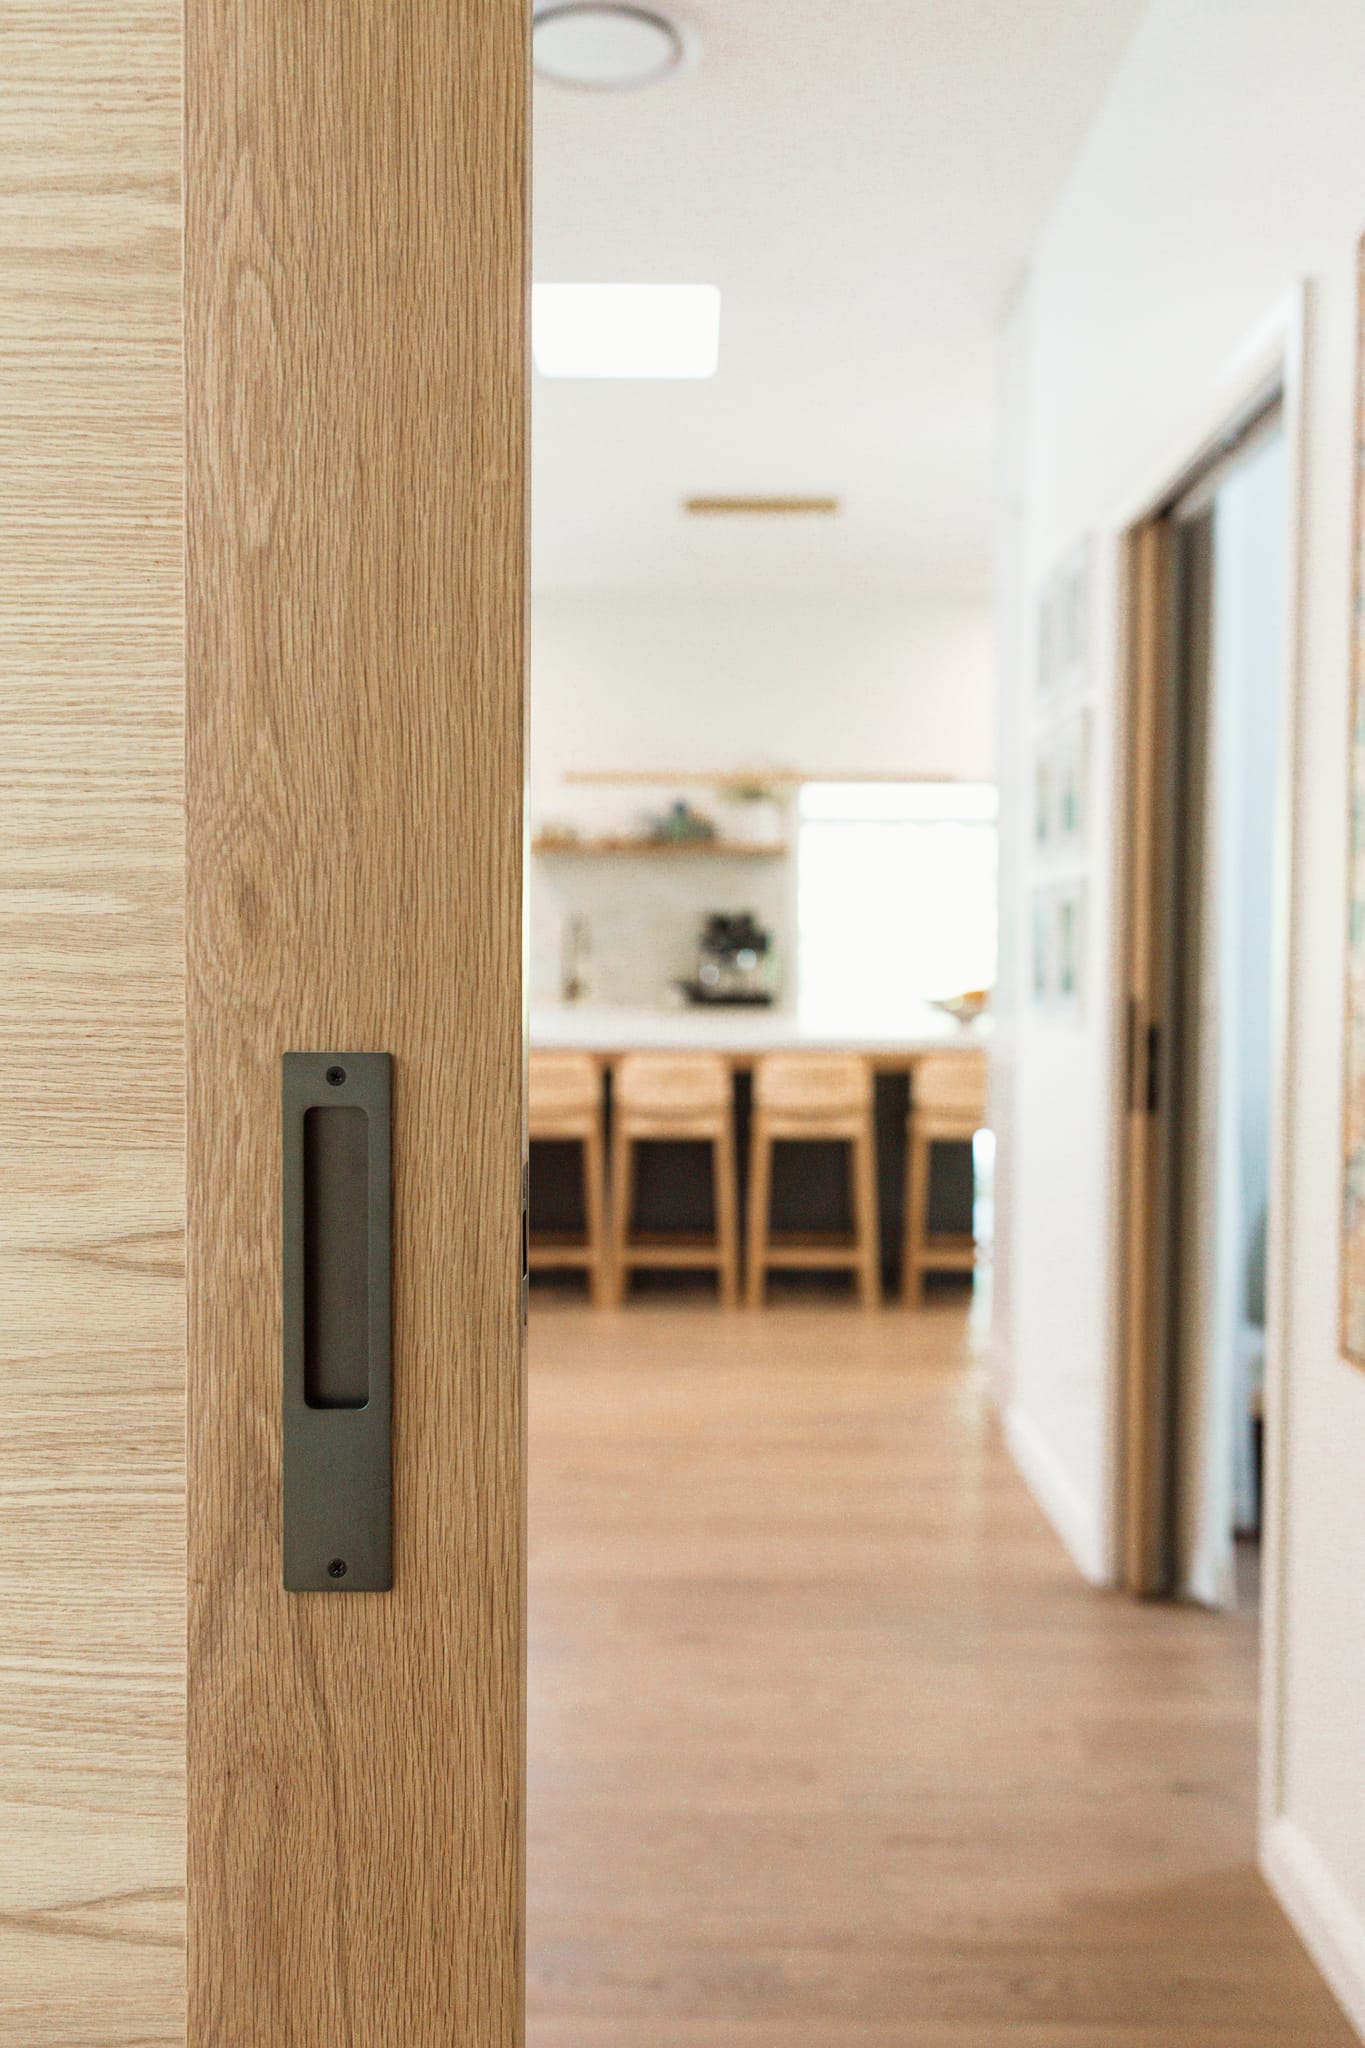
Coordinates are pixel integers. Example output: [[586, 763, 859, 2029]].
[[683, 496, 842, 518]]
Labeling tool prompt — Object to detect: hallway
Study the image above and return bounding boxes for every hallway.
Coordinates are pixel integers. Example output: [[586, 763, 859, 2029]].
[[527, 1299, 1352, 2045]]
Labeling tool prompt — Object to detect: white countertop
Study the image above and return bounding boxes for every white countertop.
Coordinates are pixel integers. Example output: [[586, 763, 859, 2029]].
[[529, 1001, 989, 1059]]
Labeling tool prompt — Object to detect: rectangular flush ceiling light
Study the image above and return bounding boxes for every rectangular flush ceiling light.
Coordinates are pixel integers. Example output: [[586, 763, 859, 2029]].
[[532, 283, 720, 379], [684, 496, 840, 516]]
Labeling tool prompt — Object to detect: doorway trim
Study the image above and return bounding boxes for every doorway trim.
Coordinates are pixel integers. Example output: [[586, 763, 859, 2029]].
[[1110, 286, 1308, 1839]]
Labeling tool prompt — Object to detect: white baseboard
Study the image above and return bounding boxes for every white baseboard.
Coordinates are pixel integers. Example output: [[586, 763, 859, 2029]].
[[1264, 1817, 1365, 2041], [1003, 1401, 1107, 1583]]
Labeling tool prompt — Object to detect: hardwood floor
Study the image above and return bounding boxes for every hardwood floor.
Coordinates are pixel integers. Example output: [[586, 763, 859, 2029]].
[[527, 1294, 1354, 2046]]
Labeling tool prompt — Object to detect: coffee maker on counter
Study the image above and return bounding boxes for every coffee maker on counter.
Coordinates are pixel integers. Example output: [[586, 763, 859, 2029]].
[[682, 912, 776, 1007]]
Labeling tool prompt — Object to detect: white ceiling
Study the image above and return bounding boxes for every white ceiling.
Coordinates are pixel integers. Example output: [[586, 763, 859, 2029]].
[[531, 0, 1144, 596]]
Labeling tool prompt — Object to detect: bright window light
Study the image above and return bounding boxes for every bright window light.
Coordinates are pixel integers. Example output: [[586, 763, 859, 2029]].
[[532, 283, 720, 379], [797, 782, 998, 1027]]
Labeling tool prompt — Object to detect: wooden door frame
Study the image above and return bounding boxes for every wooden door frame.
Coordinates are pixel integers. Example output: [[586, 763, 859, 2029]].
[[1116, 507, 1177, 1597], [1111, 286, 1307, 1816]]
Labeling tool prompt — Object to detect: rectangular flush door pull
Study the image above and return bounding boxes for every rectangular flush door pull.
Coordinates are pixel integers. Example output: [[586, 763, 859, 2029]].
[[303, 1104, 371, 1409], [282, 1052, 392, 1591]]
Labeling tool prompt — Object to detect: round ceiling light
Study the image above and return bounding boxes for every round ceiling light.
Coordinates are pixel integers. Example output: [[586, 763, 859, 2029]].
[[533, 3, 693, 91]]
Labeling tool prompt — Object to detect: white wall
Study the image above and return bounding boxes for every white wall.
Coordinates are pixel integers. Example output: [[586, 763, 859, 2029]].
[[1213, 435, 1283, 1543], [530, 590, 993, 1003], [989, 283, 1033, 1412], [998, 0, 1365, 2029]]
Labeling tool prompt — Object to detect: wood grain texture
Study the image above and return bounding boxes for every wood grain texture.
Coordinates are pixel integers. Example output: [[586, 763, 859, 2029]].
[[527, 1300, 1354, 2045], [0, 1, 184, 2038], [1119, 518, 1175, 1595], [184, 0, 527, 2040]]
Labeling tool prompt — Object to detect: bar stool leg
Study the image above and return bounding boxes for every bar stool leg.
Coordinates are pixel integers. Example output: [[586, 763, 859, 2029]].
[[713, 1122, 740, 1308], [608, 1124, 634, 1308], [745, 1119, 772, 1308], [903, 1126, 931, 1307], [582, 1120, 608, 1308], [852, 1125, 882, 1308]]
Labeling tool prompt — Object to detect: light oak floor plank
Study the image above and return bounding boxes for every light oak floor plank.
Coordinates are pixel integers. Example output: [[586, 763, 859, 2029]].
[[527, 1295, 1352, 2045]]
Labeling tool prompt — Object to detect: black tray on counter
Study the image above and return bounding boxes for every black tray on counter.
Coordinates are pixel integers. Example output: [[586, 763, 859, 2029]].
[[678, 981, 775, 1008]]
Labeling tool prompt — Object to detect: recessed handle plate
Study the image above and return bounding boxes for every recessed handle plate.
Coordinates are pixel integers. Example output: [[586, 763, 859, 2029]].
[[282, 1052, 392, 1591]]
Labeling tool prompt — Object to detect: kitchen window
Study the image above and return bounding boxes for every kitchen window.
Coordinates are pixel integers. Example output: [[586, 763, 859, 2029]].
[[796, 781, 998, 1026]]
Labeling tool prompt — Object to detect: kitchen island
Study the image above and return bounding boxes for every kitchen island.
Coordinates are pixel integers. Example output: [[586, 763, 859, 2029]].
[[530, 1001, 988, 1065], [528, 1004, 989, 1295]]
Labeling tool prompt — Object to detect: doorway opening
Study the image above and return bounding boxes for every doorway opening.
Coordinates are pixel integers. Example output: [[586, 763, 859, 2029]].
[[523, 1, 1347, 2036], [1118, 393, 1292, 1607]]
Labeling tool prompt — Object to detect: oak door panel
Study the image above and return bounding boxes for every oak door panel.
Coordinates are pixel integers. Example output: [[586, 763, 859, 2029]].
[[185, 1, 528, 2041], [0, 2, 184, 2038]]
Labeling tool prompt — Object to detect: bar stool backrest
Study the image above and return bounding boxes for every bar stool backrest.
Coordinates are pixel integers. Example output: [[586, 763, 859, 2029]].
[[754, 1052, 871, 1118], [614, 1051, 731, 1117], [913, 1051, 988, 1127], [529, 1051, 600, 1122]]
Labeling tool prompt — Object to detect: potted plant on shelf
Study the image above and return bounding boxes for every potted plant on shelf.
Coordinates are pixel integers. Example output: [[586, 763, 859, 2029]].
[[719, 776, 784, 848]]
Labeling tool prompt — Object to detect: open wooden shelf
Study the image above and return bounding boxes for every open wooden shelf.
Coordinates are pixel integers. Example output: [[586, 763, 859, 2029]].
[[532, 836, 788, 859]]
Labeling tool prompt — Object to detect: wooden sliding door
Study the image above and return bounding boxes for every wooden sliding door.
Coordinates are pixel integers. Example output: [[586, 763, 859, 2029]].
[[1118, 394, 1287, 1602], [1119, 517, 1179, 1595], [0, 3, 184, 2037], [185, 0, 528, 2037]]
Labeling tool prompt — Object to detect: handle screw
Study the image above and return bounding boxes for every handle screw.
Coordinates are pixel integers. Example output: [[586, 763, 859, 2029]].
[[326, 1066, 346, 1087], [327, 1558, 348, 1579]]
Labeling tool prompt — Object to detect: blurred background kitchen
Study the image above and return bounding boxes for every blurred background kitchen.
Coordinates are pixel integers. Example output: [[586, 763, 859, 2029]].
[[524, 8, 1000, 1308], [526, 568, 996, 1302]]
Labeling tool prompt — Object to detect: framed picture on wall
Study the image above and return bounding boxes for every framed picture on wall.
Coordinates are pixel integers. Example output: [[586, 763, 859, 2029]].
[[1031, 708, 1090, 865], [1036, 538, 1093, 709], [1053, 706, 1091, 852], [1033, 749, 1053, 852], [1028, 879, 1087, 1014], [1031, 888, 1051, 1002], [1053, 878, 1087, 1012]]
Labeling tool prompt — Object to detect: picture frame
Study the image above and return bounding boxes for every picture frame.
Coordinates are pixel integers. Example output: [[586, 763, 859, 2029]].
[[1028, 879, 1087, 1014], [1036, 538, 1092, 709]]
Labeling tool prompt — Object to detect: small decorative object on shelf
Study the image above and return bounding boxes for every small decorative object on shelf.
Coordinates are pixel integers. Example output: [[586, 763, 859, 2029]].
[[645, 797, 717, 844], [929, 988, 990, 1026], [719, 775, 784, 848]]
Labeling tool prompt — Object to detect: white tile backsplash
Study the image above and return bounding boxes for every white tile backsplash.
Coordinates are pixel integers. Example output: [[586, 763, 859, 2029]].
[[530, 851, 793, 1007]]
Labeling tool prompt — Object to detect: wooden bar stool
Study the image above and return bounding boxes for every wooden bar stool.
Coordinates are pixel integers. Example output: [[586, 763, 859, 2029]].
[[903, 1050, 989, 1305], [528, 1051, 609, 1305], [746, 1053, 881, 1307], [610, 1052, 739, 1306]]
